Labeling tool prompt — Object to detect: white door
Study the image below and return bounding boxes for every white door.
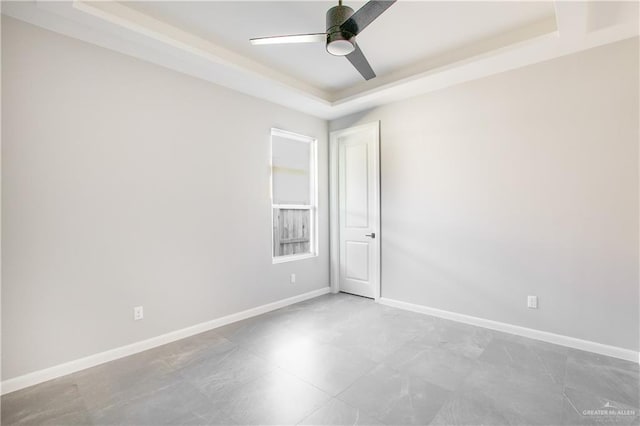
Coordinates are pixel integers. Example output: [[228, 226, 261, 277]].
[[330, 122, 380, 299]]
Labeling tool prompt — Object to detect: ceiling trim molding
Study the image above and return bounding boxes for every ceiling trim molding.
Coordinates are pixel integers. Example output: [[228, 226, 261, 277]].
[[554, 1, 589, 40], [2, 1, 638, 120], [331, 15, 559, 101], [331, 20, 638, 114], [71, 0, 330, 101]]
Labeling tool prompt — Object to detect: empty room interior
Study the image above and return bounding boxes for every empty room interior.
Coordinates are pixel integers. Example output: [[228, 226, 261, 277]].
[[1, 1, 639, 425]]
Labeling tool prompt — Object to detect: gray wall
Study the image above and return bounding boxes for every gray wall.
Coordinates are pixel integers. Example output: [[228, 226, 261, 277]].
[[1, 17, 329, 380], [331, 38, 640, 351]]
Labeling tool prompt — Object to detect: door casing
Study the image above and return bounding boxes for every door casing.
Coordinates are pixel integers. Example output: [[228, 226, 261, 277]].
[[329, 121, 381, 300]]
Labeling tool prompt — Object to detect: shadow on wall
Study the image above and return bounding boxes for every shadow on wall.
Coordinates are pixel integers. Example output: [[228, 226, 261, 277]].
[[382, 219, 522, 321], [330, 108, 377, 131]]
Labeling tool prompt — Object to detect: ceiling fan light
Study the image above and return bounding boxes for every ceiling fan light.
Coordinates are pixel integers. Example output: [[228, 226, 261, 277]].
[[327, 39, 355, 56]]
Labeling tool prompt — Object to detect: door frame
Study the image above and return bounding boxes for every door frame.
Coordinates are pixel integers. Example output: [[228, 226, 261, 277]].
[[329, 121, 381, 301]]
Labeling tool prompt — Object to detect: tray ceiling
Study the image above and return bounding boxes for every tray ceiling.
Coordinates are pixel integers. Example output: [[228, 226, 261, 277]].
[[2, 1, 638, 119], [122, 1, 556, 93]]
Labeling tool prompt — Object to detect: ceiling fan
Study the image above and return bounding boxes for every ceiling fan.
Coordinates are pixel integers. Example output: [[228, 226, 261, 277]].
[[249, 0, 397, 81]]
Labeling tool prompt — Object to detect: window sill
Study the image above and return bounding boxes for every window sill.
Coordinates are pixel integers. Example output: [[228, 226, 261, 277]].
[[272, 253, 318, 264]]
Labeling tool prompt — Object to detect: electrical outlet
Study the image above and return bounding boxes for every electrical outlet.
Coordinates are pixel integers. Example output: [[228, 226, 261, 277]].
[[134, 306, 144, 320], [290, 273, 296, 284], [527, 296, 538, 309]]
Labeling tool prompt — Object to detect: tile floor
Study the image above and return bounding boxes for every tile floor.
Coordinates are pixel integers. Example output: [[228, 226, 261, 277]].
[[2, 293, 639, 425]]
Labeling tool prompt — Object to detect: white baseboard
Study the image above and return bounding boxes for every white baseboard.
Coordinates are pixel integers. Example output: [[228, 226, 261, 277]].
[[1, 287, 331, 396], [379, 297, 639, 364]]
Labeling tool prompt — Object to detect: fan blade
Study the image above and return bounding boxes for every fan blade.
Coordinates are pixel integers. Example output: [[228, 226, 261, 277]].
[[250, 33, 326, 45], [345, 43, 376, 80], [340, 0, 396, 35]]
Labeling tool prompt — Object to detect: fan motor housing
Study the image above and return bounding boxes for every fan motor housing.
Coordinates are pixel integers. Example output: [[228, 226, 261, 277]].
[[326, 5, 355, 56]]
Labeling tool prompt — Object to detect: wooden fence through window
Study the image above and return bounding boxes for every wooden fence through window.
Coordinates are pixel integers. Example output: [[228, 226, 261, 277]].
[[273, 208, 311, 256]]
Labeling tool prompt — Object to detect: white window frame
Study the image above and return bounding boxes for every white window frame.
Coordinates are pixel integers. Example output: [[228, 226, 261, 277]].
[[270, 128, 318, 264]]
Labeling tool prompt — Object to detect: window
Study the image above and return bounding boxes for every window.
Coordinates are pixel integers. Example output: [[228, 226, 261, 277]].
[[271, 128, 317, 262]]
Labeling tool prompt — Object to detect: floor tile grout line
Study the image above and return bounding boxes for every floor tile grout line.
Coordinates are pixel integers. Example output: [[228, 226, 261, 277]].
[[217, 318, 340, 426]]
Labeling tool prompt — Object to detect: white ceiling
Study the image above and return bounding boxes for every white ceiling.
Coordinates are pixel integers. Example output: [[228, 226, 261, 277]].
[[121, 1, 556, 93], [2, 1, 638, 119]]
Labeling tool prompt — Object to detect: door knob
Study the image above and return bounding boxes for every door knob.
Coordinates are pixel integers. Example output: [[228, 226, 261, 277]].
[[365, 233, 376, 239]]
